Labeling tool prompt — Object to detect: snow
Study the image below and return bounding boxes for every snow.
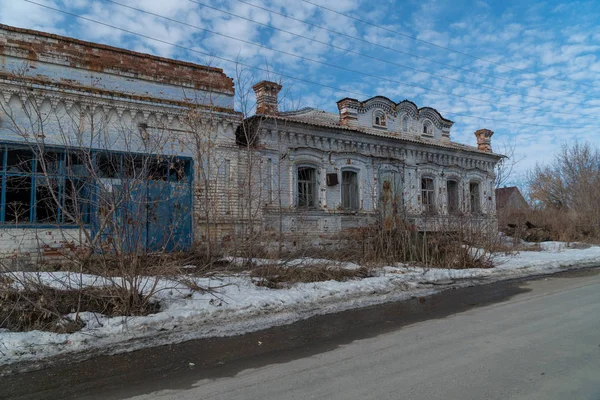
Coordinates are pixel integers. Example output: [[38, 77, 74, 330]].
[[2, 241, 600, 369]]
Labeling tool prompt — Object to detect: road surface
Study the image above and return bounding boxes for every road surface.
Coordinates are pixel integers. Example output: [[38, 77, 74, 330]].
[[3, 268, 599, 399]]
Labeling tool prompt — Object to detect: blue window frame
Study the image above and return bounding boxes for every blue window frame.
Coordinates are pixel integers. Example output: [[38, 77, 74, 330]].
[[0, 144, 193, 228]]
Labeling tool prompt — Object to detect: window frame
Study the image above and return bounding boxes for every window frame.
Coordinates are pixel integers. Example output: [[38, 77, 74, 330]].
[[341, 169, 359, 211], [469, 181, 482, 214], [446, 179, 459, 215], [0, 144, 193, 228], [421, 176, 436, 213], [297, 165, 318, 209], [422, 120, 434, 136], [372, 110, 387, 128]]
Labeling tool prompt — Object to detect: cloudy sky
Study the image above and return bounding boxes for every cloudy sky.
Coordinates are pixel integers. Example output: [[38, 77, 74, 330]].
[[2, 0, 600, 186]]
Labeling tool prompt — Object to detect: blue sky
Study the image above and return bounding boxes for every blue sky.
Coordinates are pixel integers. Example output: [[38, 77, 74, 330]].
[[2, 0, 600, 186]]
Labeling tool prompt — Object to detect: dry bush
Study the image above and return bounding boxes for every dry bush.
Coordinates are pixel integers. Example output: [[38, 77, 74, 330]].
[[0, 284, 159, 333], [250, 265, 372, 289], [340, 218, 498, 269]]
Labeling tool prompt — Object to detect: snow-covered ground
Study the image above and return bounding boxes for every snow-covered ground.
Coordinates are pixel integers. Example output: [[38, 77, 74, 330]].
[[1, 241, 600, 369]]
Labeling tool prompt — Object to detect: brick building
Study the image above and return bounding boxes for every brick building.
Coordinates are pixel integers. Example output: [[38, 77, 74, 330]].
[[0, 24, 504, 261], [0, 24, 239, 260], [242, 81, 503, 236]]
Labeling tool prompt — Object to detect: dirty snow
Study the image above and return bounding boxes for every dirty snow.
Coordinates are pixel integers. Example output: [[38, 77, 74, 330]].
[[2, 242, 600, 369]]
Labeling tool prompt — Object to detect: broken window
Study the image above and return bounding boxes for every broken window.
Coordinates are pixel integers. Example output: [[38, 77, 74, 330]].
[[447, 180, 459, 214], [65, 152, 89, 176], [169, 159, 189, 181], [5, 176, 32, 223], [35, 177, 59, 223], [421, 177, 435, 213], [147, 157, 168, 181], [63, 178, 90, 224], [96, 153, 121, 178], [36, 151, 62, 175], [341, 170, 359, 210], [297, 166, 317, 208], [470, 182, 481, 213], [6, 149, 33, 173]]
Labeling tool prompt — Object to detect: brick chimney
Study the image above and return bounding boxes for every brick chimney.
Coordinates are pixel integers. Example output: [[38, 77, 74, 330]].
[[253, 80, 282, 115], [474, 129, 494, 152], [336, 98, 359, 126]]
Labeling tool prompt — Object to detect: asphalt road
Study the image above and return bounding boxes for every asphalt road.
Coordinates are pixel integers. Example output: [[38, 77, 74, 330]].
[[2, 268, 599, 400], [126, 269, 600, 400]]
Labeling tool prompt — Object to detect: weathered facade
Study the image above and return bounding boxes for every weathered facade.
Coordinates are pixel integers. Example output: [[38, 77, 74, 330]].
[[242, 81, 503, 236], [0, 24, 239, 260], [0, 24, 504, 261]]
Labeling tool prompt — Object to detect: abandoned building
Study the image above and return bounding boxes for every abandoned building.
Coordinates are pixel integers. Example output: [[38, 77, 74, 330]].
[[241, 81, 503, 235], [0, 24, 240, 259], [0, 24, 503, 260]]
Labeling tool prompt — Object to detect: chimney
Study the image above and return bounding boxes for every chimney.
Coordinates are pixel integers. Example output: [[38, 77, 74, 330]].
[[474, 129, 494, 152], [253, 81, 282, 115], [336, 98, 359, 126]]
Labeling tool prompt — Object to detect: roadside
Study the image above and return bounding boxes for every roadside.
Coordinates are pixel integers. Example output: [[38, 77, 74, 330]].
[[2, 241, 600, 372], [2, 267, 599, 400]]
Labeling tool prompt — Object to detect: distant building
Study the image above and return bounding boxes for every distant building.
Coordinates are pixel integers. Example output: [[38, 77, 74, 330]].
[[495, 186, 529, 212]]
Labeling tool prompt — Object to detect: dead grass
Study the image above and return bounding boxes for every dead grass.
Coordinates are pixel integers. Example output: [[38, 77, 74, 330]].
[[250, 265, 372, 289], [0, 285, 160, 333]]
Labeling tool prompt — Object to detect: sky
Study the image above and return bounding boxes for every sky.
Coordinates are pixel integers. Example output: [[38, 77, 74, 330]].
[[2, 0, 600, 187]]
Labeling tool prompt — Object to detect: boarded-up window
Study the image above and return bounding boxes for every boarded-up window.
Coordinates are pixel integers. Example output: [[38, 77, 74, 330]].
[[341, 170, 359, 210], [379, 170, 402, 218]]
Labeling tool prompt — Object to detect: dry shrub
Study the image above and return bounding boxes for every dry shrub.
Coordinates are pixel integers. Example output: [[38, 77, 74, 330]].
[[0, 284, 160, 333], [342, 219, 497, 269], [251, 265, 372, 289]]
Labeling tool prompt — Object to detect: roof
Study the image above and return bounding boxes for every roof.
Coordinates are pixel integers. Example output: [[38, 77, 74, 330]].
[[255, 108, 502, 158], [495, 186, 528, 209], [0, 24, 234, 95]]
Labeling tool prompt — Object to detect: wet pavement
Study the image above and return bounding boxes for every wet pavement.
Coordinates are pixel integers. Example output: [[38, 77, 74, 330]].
[[1, 267, 598, 400]]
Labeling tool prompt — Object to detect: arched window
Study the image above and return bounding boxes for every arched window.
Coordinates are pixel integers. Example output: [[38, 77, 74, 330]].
[[446, 179, 459, 214], [297, 166, 317, 208], [373, 110, 386, 127], [422, 120, 433, 136], [421, 176, 435, 213], [402, 115, 409, 132], [341, 170, 359, 210], [469, 181, 481, 213]]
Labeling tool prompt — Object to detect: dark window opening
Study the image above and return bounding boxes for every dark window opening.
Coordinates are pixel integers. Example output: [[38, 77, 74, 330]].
[[123, 155, 146, 179], [35, 178, 59, 223], [63, 178, 90, 224], [5, 176, 32, 223], [421, 177, 435, 213], [7, 149, 33, 173], [148, 158, 169, 181], [66, 153, 89, 177], [447, 180, 458, 214], [36, 152, 62, 174], [169, 159, 189, 181], [97, 153, 121, 178], [297, 167, 316, 208], [342, 170, 359, 210], [470, 182, 481, 213]]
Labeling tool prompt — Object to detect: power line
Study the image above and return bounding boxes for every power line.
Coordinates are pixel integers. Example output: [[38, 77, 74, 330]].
[[235, 0, 590, 99], [20, 0, 598, 130], [301, 0, 600, 91], [105, 0, 600, 120]]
